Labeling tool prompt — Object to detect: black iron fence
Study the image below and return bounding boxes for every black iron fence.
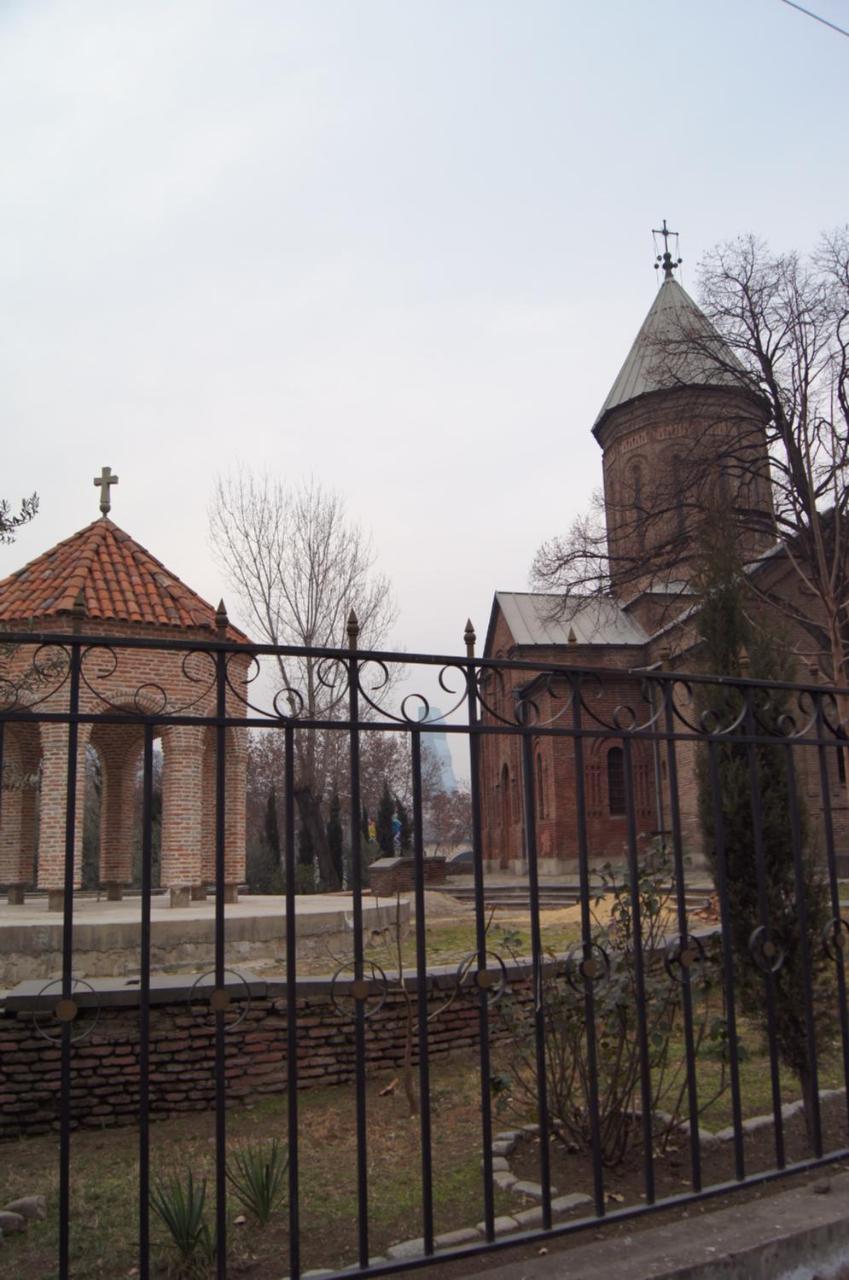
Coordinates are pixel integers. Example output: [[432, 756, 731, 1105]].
[[0, 626, 848, 1279]]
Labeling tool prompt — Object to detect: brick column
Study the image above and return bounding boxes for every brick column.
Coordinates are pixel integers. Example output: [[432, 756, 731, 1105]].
[[161, 725, 204, 906], [37, 722, 91, 909], [224, 728, 247, 898], [0, 729, 40, 902]]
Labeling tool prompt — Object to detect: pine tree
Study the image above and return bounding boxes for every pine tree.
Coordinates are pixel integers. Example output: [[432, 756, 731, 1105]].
[[694, 516, 830, 1137], [327, 790, 343, 886], [376, 781, 395, 857]]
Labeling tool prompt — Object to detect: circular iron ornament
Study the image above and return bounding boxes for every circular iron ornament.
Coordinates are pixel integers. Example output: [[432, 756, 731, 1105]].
[[664, 934, 706, 984], [822, 917, 849, 962], [330, 961, 389, 1021], [748, 925, 786, 975], [565, 943, 611, 992], [189, 969, 252, 1032], [31, 977, 100, 1045], [454, 950, 509, 1006]]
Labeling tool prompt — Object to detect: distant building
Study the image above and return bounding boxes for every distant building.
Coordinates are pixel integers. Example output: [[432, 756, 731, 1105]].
[[417, 706, 458, 793]]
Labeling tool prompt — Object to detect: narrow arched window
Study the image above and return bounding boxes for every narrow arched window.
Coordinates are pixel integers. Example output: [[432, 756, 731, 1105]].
[[607, 746, 626, 816], [671, 454, 687, 538], [630, 463, 646, 549], [536, 752, 545, 820]]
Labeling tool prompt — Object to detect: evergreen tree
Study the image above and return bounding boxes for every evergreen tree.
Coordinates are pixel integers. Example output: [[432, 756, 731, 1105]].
[[298, 821, 314, 867], [395, 797, 412, 854], [264, 785, 281, 866], [694, 517, 830, 1136], [327, 790, 343, 886], [376, 781, 395, 856]]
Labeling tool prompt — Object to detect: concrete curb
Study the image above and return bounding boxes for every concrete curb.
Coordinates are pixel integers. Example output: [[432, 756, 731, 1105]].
[[460, 1170, 849, 1279]]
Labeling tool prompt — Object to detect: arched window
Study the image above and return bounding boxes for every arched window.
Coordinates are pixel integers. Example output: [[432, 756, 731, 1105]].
[[536, 752, 545, 820], [671, 454, 687, 538], [607, 746, 626, 816], [630, 463, 646, 549]]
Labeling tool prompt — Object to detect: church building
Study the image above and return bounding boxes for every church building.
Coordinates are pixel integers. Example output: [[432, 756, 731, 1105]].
[[479, 233, 848, 873]]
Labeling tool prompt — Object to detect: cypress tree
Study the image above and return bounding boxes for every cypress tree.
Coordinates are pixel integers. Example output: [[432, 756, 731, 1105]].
[[376, 781, 395, 856], [694, 517, 830, 1135], [395, 797, 412, 853], [327, 790, 343, 886]]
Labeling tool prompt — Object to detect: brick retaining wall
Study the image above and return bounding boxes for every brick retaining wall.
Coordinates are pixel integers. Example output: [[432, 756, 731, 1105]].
[[0, 967, 535, 1139]]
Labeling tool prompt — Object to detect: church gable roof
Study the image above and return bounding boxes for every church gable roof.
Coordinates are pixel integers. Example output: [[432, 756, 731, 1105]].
[[0, 518, 248, 639], [593, 278, 748, 434], [487, 591, 647, 654]]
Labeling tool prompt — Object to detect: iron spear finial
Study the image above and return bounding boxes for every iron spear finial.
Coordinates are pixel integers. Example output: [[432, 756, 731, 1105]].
[[652, 219, 682, 281]]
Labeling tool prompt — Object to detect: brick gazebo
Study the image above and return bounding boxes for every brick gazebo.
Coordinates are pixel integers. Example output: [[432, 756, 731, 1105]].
[[0, 470, 249, 910]]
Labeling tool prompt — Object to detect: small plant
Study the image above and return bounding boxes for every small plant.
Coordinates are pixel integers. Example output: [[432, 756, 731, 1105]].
[[226, 1139, 288, 1225], [150, 1169, 214, 1275]]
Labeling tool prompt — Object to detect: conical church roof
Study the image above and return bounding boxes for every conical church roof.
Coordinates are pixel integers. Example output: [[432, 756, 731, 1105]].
[[593, 277, 749, 436], [0, 517, 248, 639]]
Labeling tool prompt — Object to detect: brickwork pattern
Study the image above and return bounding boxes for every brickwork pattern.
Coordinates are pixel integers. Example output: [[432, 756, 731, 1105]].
[[0, 973, 536, 1139]]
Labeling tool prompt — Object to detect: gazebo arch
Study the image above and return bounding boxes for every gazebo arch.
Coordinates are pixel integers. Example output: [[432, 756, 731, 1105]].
[[0, 476, 251, 909]]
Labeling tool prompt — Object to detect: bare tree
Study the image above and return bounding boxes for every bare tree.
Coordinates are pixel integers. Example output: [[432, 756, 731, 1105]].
[[0, 492, 38, 545], [210, 471, 397, 889], [533, 231, 849, 692]]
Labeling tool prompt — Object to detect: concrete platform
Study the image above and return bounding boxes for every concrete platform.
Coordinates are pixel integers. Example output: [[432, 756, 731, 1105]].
[[0, 892, 409, 989]]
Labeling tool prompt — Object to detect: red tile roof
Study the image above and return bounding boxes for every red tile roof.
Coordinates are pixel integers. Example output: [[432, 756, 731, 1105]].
[[0, 518, 249, 640]]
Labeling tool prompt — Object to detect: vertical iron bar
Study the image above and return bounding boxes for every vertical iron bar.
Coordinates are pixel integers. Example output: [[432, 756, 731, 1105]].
[[814, 698, 849, 1132], [661, 683, 702, 1192], [59, 636, 81, 1280], [519, 714, 552, 1228], [347, 616, 369, 1269], [707, 739, 745, 1180], [284, 723, 301, 1280], [411, 730, 435, 1254], [622, 736, 655, 1205], [570, 682, 605, 1216], [138, 724, 154, 1280], [465, 626, 495, 1241], [784, 745, 822, 1156], [214, 647, 227, 1279], [743, 693, 785, 1169]]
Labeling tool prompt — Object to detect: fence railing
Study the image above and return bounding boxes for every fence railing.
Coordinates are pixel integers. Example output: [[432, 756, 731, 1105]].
[[0, 627, 848, 1279]]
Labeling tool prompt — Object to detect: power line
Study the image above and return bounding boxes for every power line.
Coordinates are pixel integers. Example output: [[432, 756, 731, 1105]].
[[780, 0, 849, 39]]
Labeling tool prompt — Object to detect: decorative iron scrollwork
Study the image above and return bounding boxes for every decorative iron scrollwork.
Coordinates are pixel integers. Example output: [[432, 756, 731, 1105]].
[[664, 933, 706, 984], [565, 942, 611, 991], [31, 977, 100, 1045], [454, 950, 509, 1006], [822, 917, 849, 962], [189, 969, 252, 1032], [748, 925, 785, 974], [330, 960, 389, 1021]]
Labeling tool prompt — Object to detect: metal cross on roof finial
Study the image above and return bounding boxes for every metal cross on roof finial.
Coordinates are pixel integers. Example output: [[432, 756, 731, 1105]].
[[94, 466, 119, 517], [652, 219, 683, 280]]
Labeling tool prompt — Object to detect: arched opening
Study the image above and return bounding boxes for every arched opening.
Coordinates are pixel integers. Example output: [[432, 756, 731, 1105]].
[[607, 746, 626, 816], [500, 762, 512, 867], [536, 752, 545, 820]]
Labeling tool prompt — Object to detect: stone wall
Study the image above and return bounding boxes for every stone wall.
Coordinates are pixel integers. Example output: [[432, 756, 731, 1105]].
[[0, 966, 534, 1140]]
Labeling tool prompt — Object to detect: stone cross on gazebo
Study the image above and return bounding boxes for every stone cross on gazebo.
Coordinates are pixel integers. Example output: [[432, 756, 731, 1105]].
[[94, 466, 119, 517]]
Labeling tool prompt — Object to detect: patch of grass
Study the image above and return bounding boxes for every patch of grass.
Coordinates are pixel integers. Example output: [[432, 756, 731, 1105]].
[[0, 1053, 515, 1280]]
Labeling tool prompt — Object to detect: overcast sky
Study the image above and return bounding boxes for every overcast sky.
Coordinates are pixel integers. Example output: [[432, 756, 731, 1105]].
[[2, 0, 847, 668]]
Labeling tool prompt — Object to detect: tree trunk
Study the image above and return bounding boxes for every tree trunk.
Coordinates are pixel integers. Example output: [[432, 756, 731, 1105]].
[[293, 786, 340, 891]]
